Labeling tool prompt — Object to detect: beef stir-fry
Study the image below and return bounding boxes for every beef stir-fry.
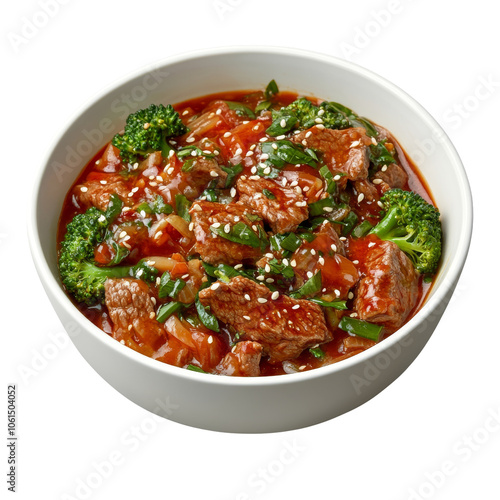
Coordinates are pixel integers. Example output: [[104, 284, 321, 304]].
[[57, 80, 442, 376]]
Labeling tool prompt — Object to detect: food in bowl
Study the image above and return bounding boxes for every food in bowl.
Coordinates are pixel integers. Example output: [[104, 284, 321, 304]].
[[57, 79, 442, 377]]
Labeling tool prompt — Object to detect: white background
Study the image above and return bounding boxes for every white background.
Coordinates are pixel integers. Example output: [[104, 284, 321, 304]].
[[2, 1, 499, 499]]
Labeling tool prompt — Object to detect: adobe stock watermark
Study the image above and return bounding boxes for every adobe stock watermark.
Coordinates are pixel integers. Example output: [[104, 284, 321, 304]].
[[339, 0, 415, 61], [407, 405, 500, 500], [212, 0, 245, 20], [441, 74, 499, 130], [7, 0, 73, 54], [17, 320, 82, 385], [60, 396, 178, 500], [50, 65, 171, 184], [231, 439, 306, 499]]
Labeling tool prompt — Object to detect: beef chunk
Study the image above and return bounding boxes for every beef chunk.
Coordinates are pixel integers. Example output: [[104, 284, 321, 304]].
[[199, 276, 330, 361], [355, 240, 419, 328], [354, 179, 379, 202], [105, 278, 166, 349], [374, 163, 408, 192], [75, 175, 128, 211], [216, 341, 263, 376], [292, 127, 371, 181], [183, 157, 227, 190], [236, 176, 308, 233], [189, 201, 264, 266]]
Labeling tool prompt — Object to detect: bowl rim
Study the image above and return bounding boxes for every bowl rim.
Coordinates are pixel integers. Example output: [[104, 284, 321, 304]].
[[28, 45, 473, 388]]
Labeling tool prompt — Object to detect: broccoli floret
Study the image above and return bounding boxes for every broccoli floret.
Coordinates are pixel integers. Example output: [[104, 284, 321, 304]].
[[58, 203, 156, 305], [370, 189, 442, 275], [112, 104, 187, 164], [266, 97, 377, 137]]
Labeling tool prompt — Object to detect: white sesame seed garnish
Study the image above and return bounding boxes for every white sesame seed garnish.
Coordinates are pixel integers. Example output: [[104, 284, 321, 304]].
[[266, 278, 274, 283], [132, 187, 139, 193], [166, 166, 174, 175], [280, 118, 287, 128], [210, 170, 219, 178], [348, 292, 354, 300], [381, 165, 388, 172], [317, 108, 325, 116], [260, 153, 269, 160], [350, 312, 359, 318], [190, 150, 198, 157], [243, 120, 249, 125], [265, 252, 274, 258], [257, 297, 268, 304], [235, 148, 243, 156], [305, 131, 313, 139], [283, 258, 289, 266], [340, 236, 347, 241], [119, 231, 127, 239], [98, 215, 106, 223], [186, 136, 195, 143], [265, 264, 271, 273], [271, 291, 280, 300], [208, 335, 213, 344], [292, 304, 300, 310], [156, 277, 161, 285], [323, 206, 334, 212], [252, 224, 258, 231], [334, 289, 341, 297], [259, 137, 268, 142], [127, 325, 132, 331], [224, 223, 231, 234], [253, 125, 260, 131], [188, 222, 194, 231], [230, 187, 236, 197], [223, 132, 231, 138], [315, 124, 325, 130], [234, 264, 243, 270], [276, 134, 286, 140], [314, 117, 323, 124], [234, 216, 240, 222], [372, 178, 383, 184], [302, 139, 307, 146], [250, 166, 257, 174], [192, 204, 202, 211], [149, 182, 158, 187], [80, 186, 88, 192], [256, 275, 265, 281], [368, 242, 375, 248], [154, 231, 163, 239], [244, 294, 251, 301], [249, 175, 260, 181], [299, 365, 306, 371], [211, 282, 220, 290], [295, 201, 307, 207], [294, 186, 302, 194], [99, 180, 108, 186], [350, 140, 360, 148], [243, 315, 251, 320], [371, 137, 378, 145], [263, 167, 271, 175], [246, 151, 254, 157], [310, 249, 316, 256], [132, 162, 139, 170], [357, 193, 365, 203], [331, 244, 337, 252], [306, 271, 313, 279], [213, 150, 220, 156], [216, 109, 222, 115], [318, 256, 325, 265], [290, 259, 297, 267], [149, 311, 155, 319], [352, 260, 359, 265], [211, 222, 221, 228], [271, 143, 278, 150]]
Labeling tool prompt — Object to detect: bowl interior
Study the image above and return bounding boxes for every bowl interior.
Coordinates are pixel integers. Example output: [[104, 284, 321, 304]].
[[32, 47, 472, 369]]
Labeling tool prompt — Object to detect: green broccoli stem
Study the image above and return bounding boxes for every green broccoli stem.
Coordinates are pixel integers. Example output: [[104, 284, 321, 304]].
[[81, 261, 131, 281], [370, 206, 407, 240]]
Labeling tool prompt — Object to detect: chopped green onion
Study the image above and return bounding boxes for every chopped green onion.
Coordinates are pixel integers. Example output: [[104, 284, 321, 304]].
[[210, 221, 263, 248], [319, 165, 336, 195], [308, 197, 337, 217], [175, 194, 191, 222], [309, 346, 325, 359], [352, 220, 373, 239], [290, 271, 322, 299], [105, 194, 123, 223], [195, 298, 220, 332], [221, 163, 243, 188], [309, 297, 348, 310], [266, 115, 298, 136], [280, 232, 302, 252], [260, 140, 316, 168], [255, 100, 272, 113], [262, 189, 276, 200], [201, 188, 218, 202], [340, 211, 359, 236], [187, 364, 207, 373], [265, 79, 279, 99], [156, 301, 183, 323], [224, 101, 256, 119], [158, 271, 186, 299], [338, 316, 383, 342]]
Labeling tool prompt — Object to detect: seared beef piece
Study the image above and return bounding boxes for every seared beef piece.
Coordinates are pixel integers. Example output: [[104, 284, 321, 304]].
[[292, 127, 371, 182], [183, 157, 228, 190], [105, 278, 167, 350], [75, 175, 129, 211], [199, 276, 331, 361], [355, 240, 419, 328], [189, 201, 264, 266], [152, 335, 192, 368], [374, 163, 408, 192], [354, 179, 379, 202], [216, 341, 263, 377], [236, 176, 308, 234]]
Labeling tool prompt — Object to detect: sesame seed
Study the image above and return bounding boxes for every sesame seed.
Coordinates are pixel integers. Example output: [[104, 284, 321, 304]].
[[290, 181, 298, 187], [271, 143, 278, 150], [368, 242, 375, 248], [271, 291, 280, 301], [149, 311, 155, 319], [244, 294, 251, 301], [323, 206, 333, 212], [234, 216, 240, 222], [188, 222, 194, 231], [317, 108, 325, 116], [148, 175, 155, 180], [259, 137, 268, 142], [357, 193, 365, 203], [192, 204, 202, 211], [340, 236, 347, 241], [249, 175, 260, 181], [265, 264, 271, 273], [80, 186, 88, 192], [371, 137, 378, 145], [276, 134, 286, 140], [230, 187, 236, 197], [352, 260, 359, 265], [166, 166, 174, 175], [280, 119, 287, 127], [211, 282, 220, 290], [132, 162, 139, 170], [213, 150, 220, 156], [243, 121, 249, 125], [314, 117, 323, 124], [98, 215, 106, 223], [299, 365, 306, 371], [348, 292, 354, 300], [208, 336, 213, 344], [294, 186, 302, 194], [260, 153, 269, 160], [310, 249, 316, 255], [234, 264, 243, 270], [223, 132, 231, 138], [302, 139, 307, 146], [307, 271, 313, 279], [318, 256, 325, 265], [377, 201, 384, 208], [156, 277, 161, 285], [186, 137, 195, 143], [246, 151, 254, 157], [350, 312, 358, 318], [257, 297, 268, 304], [350, 140, 360, 148], [100, 180, 107, 185], [292, 304, 300, 310], [253, 125, 260, 131], [305, 131, 312, 138], [154, 231, 163, 239], [243, 315, 251, 320], [190, 150, 198, 157], [295, 201, 307, 207], [212, 222, 221, 228], [283, 258, 289, 266], [290, 259, 297, 267], [381, 165, 388, 172], [263, 167, 271, 175], [224, 223, 231, 234], [372, 178, 383, 184], [119, 231, 127, 239], [235, 148, 243, 156], [250, 166, 257, 174], [250, 144, 256, 150], [303, 186, 309, 192], [316, 124, 325, 130], [216, 109, 222, 115], [334, 289, 341, 297], [256, 275, 265, 281], [281, 178, 287, 187], [149, 182, 158, 187], [132, 187, 139, 193], [128, 325, 133, 331], [266, 278, 274, 283], [210, 170, 219, 178], [252, 224, 258, 231]]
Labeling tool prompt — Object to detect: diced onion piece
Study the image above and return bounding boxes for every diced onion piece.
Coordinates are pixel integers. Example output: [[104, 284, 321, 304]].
[[164, 315, 195, 349], [166, 214, 193, 239], [146, 256, 179, 273], [177, 282, 197, 304], [282, 360, 300, 374]]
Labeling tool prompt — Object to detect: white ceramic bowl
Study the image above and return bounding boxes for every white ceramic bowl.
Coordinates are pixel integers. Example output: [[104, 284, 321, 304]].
[[28, 47, 472, 433]]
